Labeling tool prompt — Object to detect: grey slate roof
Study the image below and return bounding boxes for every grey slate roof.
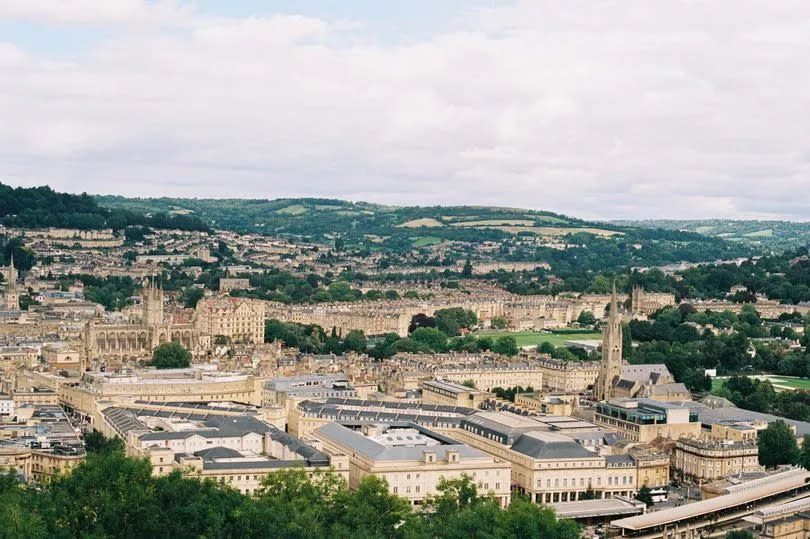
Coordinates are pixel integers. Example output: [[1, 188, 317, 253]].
[[510, 432, 597, 459], [620, 364, 671, 383], [195, 446, 242, 459]]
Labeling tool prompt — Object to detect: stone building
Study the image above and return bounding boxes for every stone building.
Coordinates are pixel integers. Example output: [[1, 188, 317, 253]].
[[537, 358, 600, 392], [84, 279, 200, 361], [452, 411, 670, 503], [631, 286, 676, 316], [593, 399, 702, 443], [195, 297, 265, 345], [314, 422, 512, 508], [674, 438, 760, 481]]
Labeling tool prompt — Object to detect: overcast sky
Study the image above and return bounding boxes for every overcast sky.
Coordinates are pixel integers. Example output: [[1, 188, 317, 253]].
[[1, 0, 809, 220]]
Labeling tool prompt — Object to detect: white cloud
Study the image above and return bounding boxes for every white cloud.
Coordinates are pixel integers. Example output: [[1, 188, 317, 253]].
[[0, 0, 194, 26], [0, 0, 809, 219]]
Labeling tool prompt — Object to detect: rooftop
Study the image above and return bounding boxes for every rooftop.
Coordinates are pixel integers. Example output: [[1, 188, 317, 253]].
[[315, 422, 488, 462]]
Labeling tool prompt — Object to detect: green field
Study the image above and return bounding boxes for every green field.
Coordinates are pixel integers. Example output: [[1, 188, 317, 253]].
[[766, 376, 810, 389], [276, 204, 308, 215], [712, 376, 810, 392], [472, 330, 602, 348], [411, 236, 443, 247]]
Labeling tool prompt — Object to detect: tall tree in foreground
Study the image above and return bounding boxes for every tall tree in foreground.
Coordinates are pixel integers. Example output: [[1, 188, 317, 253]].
[[758, 420, 799, 468]]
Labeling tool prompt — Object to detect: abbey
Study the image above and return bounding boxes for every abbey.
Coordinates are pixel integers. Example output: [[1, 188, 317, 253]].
[[84, 279, 200, 360]]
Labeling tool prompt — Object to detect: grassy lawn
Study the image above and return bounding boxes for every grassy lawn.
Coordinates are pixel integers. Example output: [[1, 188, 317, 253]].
[[712, 375, 810, 392], [711, 378, 726, 393], [472, 330, 602, 348], [765, 376, 810, 389]]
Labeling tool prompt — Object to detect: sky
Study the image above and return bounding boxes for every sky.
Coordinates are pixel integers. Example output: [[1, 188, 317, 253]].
[[1, 0, 809, 221]]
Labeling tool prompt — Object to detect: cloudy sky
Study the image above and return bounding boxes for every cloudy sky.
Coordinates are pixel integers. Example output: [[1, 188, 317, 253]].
[[1, 0, 809, 220]]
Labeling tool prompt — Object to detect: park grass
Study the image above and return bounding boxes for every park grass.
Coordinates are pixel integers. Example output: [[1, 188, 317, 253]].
[[712, 375, 810, 393], [765, 376, 810, 389], [711, 378, 726, 393], [472, 330, 602, 348]]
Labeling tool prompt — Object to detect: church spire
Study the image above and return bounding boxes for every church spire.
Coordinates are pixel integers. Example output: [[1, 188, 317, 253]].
[[610, 279, 618, 320], [595, 278, 623, 402]]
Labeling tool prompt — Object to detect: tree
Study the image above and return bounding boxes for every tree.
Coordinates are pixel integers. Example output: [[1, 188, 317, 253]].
[[342, 330, 367, 354], [635, 486, 654, 507], [180, 286, 205, 308], [461, 380, 476, 389], [490, 316, 508, 330], [149, 342, 191, 369], [758, 420, 799, 468], [577, 311, 596, 326], [462, 256, 473, 277], [621, 322, 633, 360], [2, 237, 35, 272], [493, 335, 519, 356], [580, 486, 598, 500], [408, 313, 436, 333], [265, 319, 288, 343], [799, 434, 810, 472], [384, 289, 400, 300], [725, 531, 754, 539], [411, 327, 448, 352], [83, 431, 125, 456], [434, 308, 478, 337]]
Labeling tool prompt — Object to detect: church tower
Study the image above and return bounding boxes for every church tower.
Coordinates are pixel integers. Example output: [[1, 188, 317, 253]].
[[595, 281, 623, 401], [141, 278, 164, 326], [3, 255, 20, 311]]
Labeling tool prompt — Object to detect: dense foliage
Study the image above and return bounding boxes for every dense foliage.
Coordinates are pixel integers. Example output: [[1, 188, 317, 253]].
[[0, 450, 579, 539], [150, 342, 191, 369], [757, 420, 799, 468], [491, 386, 535, 402], [0, 183, 210, 232], [74, 274, 139, 311], [713, 376, 810, 423]]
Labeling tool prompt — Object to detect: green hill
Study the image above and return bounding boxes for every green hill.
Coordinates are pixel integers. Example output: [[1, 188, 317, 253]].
[[0, 183, 210, 232], [614, 219, 810, 252], [96, 195, 752, 272]]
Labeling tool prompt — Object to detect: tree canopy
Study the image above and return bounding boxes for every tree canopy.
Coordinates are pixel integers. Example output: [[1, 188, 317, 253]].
[[758, 420, 799, 468], [150, 342, 191, 369], [0, 451, 579, 539]]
